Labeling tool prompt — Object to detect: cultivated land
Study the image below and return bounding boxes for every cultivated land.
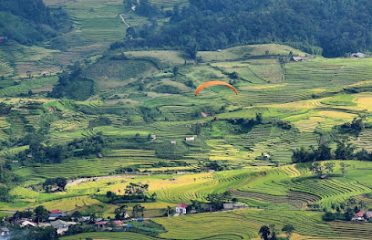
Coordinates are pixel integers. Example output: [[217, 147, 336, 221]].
[[0, 0, 372, 239]]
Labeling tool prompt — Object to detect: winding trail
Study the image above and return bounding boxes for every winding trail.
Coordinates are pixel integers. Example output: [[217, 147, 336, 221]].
[[120, 13, 130, 28]]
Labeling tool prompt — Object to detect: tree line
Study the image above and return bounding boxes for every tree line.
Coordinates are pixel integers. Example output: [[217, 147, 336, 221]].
[[104, 182, 157, 204], [322, 197, 368, 222], [16, 133, 106, 164], [292, 137, 372, 163], [0, 160, 18, 201], [121, 0, 372, 57]]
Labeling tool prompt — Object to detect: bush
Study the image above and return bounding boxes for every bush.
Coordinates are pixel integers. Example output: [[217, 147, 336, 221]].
[[275, 120, 292, 130], [339, 118, 364, 135], [0, 185, 10, 201], [322, 212, 336, 221], [292, 143, 332, 163], [88, 116, 112, 128]]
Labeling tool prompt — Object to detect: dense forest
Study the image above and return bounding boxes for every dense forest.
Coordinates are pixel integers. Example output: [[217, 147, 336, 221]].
[[124, 0, 372, 57], [0, 0, 69, 45]]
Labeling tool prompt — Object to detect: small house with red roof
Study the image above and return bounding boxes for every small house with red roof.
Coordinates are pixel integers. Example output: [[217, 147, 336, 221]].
[[176, 203, 188, 215], [49, 209, 66, 220], [0, 227, 10, 237], [112, 220, 125, 228], [352, 210, 365, 221], [95, 221, 109, 229]]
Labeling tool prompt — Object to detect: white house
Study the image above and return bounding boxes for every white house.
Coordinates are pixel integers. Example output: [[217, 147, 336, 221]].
[[185, 136, 196, 142], [351, 52, 366, 58], [223, 202, 235, 210], [170, 140, 177, 145], [0, 227, 9, 237], [365, 211, 372, 220], [78, 216, 91, 222], [38, 222, 52, 228], [256, 153, 271, 161], [20, 220, 37, 228], [51, 220, 77, 235], [150, 134, 157, 141], [41, 71, 50, 77], [291, 56, 305, 62], [223, 202, 247, 210], [175, 203, 188, 215]]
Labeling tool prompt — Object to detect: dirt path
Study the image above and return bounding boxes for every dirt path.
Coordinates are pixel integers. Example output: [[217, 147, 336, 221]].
[[119, 13, 130, 28]]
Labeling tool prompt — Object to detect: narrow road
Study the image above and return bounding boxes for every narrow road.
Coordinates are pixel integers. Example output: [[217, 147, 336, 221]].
[[119, 13, 130, 28]]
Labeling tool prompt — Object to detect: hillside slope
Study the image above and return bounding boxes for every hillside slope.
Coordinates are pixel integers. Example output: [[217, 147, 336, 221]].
[[124, 0, 372, 57], [0, 0, 69, 45]]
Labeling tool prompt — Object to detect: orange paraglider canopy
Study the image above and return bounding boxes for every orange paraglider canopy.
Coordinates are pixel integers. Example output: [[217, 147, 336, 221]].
[[194, 81, 238, 96]]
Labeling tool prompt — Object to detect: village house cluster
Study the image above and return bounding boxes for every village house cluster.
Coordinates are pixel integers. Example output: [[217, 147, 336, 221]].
[[0, 208, 144, 237], [352, 210, 372, 222], [175, 201, 247, 216]]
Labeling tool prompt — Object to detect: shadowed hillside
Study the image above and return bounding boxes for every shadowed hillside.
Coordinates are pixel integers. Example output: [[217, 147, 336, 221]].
[[0, 0, 70, 45]]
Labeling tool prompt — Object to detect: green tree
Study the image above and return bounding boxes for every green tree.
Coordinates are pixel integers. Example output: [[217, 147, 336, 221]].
[[206, 191, 232, 210], [34, 205, 49, 223], [259, 225, 271, 240], [106, 191, 116, 201], [184, 44, 198, 60], [42, 177, 67, 192], [164, 206, 175, 217], [172, 66, 179, 78], [335, 140, 355, 160], [310, 162, 323, 177], [115, 205, 128, 220], [71, 211, 82, 220], [324, 162, 335, 174], [344, 207, 354, 221], [355, 149, 371, 161], [316, 144, 332, 160], [340, 162, 347, 176], [282, 224, 295, 239], [255, 112, 263, 124], [126, 27, 137, 39], [132, 204, 145, 218], [358, 200, 366, 210], [322, 212, 336, 221], [0, 185, 10, 201]]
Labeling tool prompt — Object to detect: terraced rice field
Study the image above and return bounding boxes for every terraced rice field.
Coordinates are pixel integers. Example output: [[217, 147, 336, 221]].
[[2, 27, 372, 239], [233, 190, 320, 209], [15, 152, 162, 179], [61, 232, 159, 240], [329, 221, 372, 240], [155, 209, 335, 239], [0, 61, 13, 77], [289, 177, 371, 208]]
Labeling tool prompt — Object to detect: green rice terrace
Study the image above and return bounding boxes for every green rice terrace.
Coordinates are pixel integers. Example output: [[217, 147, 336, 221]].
[[0, 0, 372, 239]]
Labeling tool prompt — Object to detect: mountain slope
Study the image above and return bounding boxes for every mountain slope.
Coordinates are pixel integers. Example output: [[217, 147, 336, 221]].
[[125, 0, 372, 57], [0, 0, 69, 45]]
